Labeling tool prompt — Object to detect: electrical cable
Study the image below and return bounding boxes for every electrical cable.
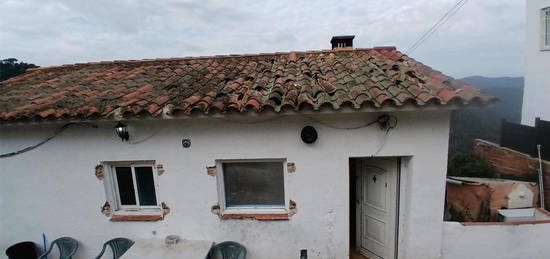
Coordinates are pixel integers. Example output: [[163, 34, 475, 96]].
[[405, 0, 464, 54], [0, 122, 98, 158], [216, 115, 287, 124], [408, 0, 468, 54], [406, 0, 465, 54], [1, 115, 396, 157], [307, 114, 397, 156], [371, 128, 392, 157], [405, 0, 469, 55], [307, 116, 379, 130], [308, 114, 397, 131]]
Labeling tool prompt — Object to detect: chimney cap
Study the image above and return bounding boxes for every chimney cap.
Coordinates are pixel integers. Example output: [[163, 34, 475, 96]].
[[330, 35, 355, 44], [331, 35, 355, 49]]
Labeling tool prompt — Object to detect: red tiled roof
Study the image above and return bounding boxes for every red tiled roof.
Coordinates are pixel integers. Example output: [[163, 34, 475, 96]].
[[0, 47, 495, 122]]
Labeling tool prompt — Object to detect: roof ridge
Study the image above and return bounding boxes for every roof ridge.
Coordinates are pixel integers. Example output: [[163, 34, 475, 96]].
[[25, 47, 394, 72]]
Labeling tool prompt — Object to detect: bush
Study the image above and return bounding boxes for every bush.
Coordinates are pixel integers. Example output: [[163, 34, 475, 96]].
[[448, 153, 496, 178]]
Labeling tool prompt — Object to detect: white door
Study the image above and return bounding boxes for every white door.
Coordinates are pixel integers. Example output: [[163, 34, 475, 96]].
[[357, 158, 398, 259]]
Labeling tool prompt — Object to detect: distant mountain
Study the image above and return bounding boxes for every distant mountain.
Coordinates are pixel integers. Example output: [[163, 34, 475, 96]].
[[460, 76, 524, 90], [448, 76, 524, 158]]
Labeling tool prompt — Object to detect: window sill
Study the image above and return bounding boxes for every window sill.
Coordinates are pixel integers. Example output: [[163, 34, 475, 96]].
[[110, 214, 163, 222], [110, 209, 163, 222], [221, 213, 289, 221]]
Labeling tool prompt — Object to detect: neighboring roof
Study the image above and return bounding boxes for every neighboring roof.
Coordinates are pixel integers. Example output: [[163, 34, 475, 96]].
[[0, 47, 495, 122]]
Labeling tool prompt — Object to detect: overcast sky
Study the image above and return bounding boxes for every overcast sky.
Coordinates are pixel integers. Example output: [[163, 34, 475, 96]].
[[0, 0, 524, 78]]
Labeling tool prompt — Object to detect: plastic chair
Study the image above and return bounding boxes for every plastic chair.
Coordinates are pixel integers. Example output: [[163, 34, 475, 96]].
[[39, 237, 78, 259], [208, 241, 246, 259], [95, 238, 134, 259]]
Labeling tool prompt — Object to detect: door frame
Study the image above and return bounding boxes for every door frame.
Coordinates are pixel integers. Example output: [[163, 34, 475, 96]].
[[354, 157, 401, 259]]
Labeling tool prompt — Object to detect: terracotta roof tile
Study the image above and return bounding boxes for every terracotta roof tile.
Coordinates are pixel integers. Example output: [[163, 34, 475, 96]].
[[0, 48, 495, 122]]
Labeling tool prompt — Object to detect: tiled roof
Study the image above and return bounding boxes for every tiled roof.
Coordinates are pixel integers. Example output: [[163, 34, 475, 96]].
[[0, 47, 495, 122]]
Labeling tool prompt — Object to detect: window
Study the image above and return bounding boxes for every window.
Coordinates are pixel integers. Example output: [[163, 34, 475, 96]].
[[543, 7, 550, 50], [218, 160, 286, 212], [105, 161, 159, 211]]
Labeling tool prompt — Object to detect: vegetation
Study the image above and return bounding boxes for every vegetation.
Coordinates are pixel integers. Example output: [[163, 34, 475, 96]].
[[448, 153, 496, 178], [0, 58, 37, 81]]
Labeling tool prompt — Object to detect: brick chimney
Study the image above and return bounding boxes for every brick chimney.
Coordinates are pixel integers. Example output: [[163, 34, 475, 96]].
[[331, 35, 355, 49]]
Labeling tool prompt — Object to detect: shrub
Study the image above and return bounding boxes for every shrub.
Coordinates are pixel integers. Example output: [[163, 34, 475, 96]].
[[448, 153, 496, 178]]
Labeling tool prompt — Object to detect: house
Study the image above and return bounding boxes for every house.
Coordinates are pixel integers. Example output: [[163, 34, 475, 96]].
[[0, 36, 494, 259], [522, 0, 550, 125]]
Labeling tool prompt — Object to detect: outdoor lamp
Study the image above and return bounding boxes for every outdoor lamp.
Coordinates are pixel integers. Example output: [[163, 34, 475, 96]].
[[114, 121, 129, 141]]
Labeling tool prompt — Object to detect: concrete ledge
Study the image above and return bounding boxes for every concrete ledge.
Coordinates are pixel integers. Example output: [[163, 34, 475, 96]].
[[221, 213, 289, 221], [460, 208, 550, 226], [110, 215, 163, 221]]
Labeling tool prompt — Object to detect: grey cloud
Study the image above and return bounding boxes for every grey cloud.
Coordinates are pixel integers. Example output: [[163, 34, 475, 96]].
[[0, 0, 524, 77]]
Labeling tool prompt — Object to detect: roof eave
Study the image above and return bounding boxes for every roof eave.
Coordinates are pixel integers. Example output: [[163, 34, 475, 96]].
[[0, 101, 494, 126]]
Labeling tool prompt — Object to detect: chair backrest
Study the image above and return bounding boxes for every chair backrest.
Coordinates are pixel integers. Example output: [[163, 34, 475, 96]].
[[95, 238, 134, 259], [39, 237, 78, 259], [209, 241, 246, 259]]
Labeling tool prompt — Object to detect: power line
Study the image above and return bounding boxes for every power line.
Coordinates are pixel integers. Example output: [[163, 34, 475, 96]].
[[0, 122, 98, 158], [409, 0, 469, 54], [405, 0, 469, 55], [406, 0, 466, 54]]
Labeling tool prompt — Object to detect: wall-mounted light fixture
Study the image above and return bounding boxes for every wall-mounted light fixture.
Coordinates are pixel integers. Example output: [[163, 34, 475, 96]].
[[114, 122, 129, 141]]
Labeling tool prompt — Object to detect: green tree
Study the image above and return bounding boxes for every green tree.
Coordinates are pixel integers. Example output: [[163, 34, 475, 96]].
[[448, 153, 496, 178], [0, 58, 38, 81]]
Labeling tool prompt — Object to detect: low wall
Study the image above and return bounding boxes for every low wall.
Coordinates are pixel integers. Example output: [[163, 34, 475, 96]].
[[442, 221, 550, 259], [473, 139, 539, 177], [446, 179, 539, 221], [473, 139, 550, 208]]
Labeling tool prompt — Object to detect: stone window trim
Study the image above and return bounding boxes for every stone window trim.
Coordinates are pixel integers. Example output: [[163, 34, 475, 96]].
[[214, 158, 291, 219], [100, 160, 165, 221]]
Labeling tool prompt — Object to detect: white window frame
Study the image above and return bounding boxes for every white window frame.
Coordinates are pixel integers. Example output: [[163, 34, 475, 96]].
[[541, 7, 550, 51], [216, 158, 289, 215], [102, 160, 161, 214]]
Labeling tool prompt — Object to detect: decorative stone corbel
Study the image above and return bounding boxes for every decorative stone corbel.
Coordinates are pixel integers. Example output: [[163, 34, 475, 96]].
[[211, 204, 221, 217], [207, 166, 217, 177], [156, 164, 165, 176], [287, 162, 296, 173], [162, 104, 175, 119], [95, 165, 104, 180], [113, 107, 124, 121], [101, 201, 111, 217], [161, 202, 171, 217], [288, 200, 297, 217]]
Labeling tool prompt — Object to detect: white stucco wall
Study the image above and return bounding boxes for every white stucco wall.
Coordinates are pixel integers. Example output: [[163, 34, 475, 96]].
[[522, 0, 550, 125], [442, 221, 550, 259], [0, 110, 450, 259]]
